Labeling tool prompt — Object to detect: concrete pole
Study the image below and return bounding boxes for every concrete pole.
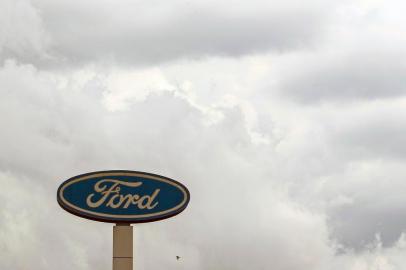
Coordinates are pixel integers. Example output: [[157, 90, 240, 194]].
[[113, 223, 133, 270]]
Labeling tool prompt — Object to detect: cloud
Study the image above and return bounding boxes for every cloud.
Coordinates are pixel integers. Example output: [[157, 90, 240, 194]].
[[276, 49, 406, 103], [0, 0, 51, 64], [274, 0, 406, 102], [0, 0, 339, 67], [329, 234, 406, 269], [325, 99, 406, 160]]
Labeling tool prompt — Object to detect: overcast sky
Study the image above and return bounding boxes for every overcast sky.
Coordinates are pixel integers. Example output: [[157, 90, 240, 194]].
[[1, 0, 406, 269]]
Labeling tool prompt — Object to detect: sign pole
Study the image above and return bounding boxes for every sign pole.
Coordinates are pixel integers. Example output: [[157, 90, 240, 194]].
[[113, 223, 133, 270]]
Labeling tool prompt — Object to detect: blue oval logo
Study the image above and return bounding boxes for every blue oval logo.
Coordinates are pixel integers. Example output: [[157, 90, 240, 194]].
[[57, 170, 190, 223]]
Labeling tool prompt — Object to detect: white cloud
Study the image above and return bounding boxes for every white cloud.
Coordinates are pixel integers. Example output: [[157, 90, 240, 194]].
[[0, 0, 51, 63]]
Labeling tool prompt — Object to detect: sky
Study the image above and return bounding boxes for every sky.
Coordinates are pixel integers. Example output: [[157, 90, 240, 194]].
[[1, 0, 406, 269]]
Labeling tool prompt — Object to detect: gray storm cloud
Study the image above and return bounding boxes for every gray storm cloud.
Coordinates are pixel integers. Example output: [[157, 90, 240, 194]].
[[1, 0, 406, 270], [3, 0, 336, 67]]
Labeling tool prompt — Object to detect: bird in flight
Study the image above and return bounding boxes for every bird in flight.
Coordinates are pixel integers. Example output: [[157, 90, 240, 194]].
[[176, 256, 180, 260]]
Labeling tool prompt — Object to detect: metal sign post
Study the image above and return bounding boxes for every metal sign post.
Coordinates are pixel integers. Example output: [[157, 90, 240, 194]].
[[57, 170, 190, 270], [113, 224, 133, 270]]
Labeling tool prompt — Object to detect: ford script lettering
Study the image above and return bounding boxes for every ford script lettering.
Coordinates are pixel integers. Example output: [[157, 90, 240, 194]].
[[57, 170, 190, 223], [86, 179, 159, 209]]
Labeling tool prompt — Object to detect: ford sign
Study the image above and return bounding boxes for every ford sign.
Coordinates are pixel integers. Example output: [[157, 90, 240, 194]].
[[57, 170, 190, 223]]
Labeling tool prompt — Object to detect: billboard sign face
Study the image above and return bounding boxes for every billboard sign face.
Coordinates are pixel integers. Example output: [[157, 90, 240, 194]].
[[57, 170, 190, 223]]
